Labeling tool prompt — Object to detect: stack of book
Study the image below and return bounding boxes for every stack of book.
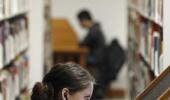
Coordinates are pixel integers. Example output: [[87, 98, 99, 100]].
[[128, 0, 163, 26], [0, 54, 29, 100], [138, 17, 163, 76], [0, 16, 29, 69], [0, 0, 29, 100], [0, 0, 28, 19]]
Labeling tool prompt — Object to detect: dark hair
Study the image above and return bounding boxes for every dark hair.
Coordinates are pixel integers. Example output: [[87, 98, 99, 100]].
[[77, 10, 92, 21], [31, 62, 95, 100]]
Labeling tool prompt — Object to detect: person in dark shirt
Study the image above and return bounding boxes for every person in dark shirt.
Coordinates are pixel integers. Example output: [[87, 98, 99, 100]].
[[77, 10, 106, 66], [77, 10, 106, 99]]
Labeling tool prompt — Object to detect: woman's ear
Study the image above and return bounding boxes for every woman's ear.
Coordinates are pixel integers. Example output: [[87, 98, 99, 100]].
[[61, 88, 69, 100]]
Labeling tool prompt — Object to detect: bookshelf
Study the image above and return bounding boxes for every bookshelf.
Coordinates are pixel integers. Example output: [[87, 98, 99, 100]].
[[0, 0, 29, 100], [127, 0, 164, 99], [43, 0, 53, 74], [128, 3, 163, 27], [0, 10, 28, 21]]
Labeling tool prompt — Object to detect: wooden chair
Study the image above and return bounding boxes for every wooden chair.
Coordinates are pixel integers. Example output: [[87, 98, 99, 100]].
[[51, 19, 88, 66]]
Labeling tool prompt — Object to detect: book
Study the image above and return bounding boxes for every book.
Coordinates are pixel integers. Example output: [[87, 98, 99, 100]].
[[151, 32, 155, 71], [4, 22, 10, 65], [139, 20, 149, 61], [0, 16, 28, 68], [159, 54, 163, 73], [0, 24, 4, 68], [0, 54, 29, 100], [154, 0, 163, 24], [10, 0, 19, 15], [0, 82, 2, 100], [4, 0, 10, 17], [18, 17, 28, 51], [15, 54, 29, 91], [19, 0, 28, 11], [0, 0, 4, 19], [153, 32, 160, 76], [0, 0, 29, 19]]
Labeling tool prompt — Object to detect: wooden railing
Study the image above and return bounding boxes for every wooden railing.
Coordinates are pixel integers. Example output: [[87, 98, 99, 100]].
[[136, 66, 170, 100], [157, 87, 170, 100]]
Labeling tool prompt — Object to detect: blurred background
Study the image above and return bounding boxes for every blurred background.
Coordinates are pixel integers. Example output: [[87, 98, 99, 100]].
[[0, 0, 169, 100], [44, 0, 128, 99]]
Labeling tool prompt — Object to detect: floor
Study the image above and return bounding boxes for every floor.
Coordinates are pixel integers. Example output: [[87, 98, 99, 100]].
[[103, 64, 131, 100]]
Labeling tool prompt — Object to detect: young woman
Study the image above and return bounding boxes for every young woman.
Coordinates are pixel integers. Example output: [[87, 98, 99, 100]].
[[31, 62, 95, 100]]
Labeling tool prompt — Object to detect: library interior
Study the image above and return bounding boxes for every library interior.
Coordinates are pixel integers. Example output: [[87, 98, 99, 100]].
[[0, 0, 169, 100]]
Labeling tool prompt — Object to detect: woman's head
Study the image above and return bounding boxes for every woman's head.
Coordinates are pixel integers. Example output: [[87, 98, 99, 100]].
[[31, 62, 95, 100]]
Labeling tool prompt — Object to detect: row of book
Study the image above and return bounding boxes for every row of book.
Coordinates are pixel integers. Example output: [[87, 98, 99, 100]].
[[127, 32, 151, 99], [0, 16, 29, 69], [0, 54, 29, 100], [0, 0, 28, 19], [139, 18, 163, 76], [128, 0, 163, 26], [127, 7, 163, 98], [128, 8, 163, 76], [128, 59, 151, 98]]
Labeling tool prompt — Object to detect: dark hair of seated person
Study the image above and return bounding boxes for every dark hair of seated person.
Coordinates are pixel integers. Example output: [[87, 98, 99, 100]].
[[77, 10, 92, 21], [31, 62, 95, 100]]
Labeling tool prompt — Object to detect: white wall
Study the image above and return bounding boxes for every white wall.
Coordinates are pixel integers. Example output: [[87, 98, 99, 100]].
[[29, 0, 44, 88], [164, 0, 170, 69], [51, 0, 127, 48]]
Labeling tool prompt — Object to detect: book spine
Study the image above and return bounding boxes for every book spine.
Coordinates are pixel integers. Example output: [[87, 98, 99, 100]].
[[155, 0, 163, 23], [0, 25, 3, 68], [0, 0, 3, 19], [151, 31, 154, 71], [153, 32, 160, 76], [4, 0, 10, 17], [11, 0, 19, 15]]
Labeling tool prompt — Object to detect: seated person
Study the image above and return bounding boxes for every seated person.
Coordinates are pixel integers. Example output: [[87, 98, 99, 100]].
[[31, 62, 95, 100], [77, 10, 106, 66]]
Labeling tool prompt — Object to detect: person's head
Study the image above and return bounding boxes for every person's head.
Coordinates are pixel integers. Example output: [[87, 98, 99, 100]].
[[77, 10, 93, 29], [31, 62, 95, 100]]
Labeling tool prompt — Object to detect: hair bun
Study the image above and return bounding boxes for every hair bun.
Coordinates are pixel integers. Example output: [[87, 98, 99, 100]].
[[32, 82, 47, 93], [31, 82, 52, 100]]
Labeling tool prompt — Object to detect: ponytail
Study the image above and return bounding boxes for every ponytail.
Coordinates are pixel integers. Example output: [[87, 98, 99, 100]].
[[31, 62, 95, 100], [31, 82, 53, 100]]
